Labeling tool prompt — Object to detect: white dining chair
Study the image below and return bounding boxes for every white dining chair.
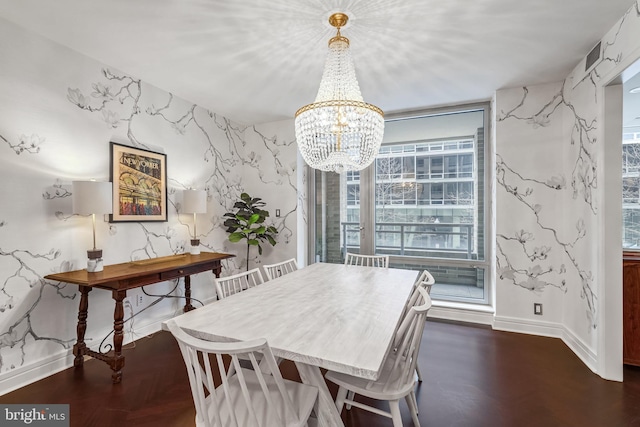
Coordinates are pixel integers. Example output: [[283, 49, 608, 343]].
[[342, 251, 390, 410], [412, 269, 435, 383], [262, 258, 298, 281], [166, 319, 318, 427], [344, 252, 389, 268], [325, 286, 432, 427], [414, 269, 435, 296], [214, 268, 265, 299], [213, 268, 282, 372]]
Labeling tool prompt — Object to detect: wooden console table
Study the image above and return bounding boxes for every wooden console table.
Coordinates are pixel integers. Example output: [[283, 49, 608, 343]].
[[44, 251, 234, 384]]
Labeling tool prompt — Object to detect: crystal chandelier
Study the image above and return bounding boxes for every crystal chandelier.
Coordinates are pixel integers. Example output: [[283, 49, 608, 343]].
[[295, 12, 384, 174]]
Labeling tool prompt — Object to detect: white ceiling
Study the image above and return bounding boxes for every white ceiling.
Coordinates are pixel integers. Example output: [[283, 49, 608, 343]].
[[0, 0, 636, 125]]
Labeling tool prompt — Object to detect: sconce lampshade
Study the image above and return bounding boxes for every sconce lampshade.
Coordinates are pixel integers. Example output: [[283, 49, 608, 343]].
[[183, 189, 207, 255], [182, 189, 207, 214], [72, 181, 113, 215], [72, 180, 112, 272]]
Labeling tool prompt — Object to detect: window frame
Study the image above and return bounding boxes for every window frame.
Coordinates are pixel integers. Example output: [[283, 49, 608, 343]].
[[368, 103, 492, 305], [307, 102, 493, 307]]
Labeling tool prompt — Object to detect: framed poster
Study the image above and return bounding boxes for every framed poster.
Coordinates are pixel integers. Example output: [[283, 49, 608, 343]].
[[109, 142, 167, 222]]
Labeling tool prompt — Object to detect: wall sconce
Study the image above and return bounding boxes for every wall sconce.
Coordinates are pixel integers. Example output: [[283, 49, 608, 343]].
[[72, 181, 113, 272], [183, 189, 207, 255]]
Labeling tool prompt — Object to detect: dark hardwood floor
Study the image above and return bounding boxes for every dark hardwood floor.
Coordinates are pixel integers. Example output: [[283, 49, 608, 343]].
[[2, 320, 640, 427]]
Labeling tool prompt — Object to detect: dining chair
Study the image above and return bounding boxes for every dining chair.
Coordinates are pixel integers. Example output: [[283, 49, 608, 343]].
[[341, 251, 390, 410], [214, 268, 265, 299], [412, 269, 435, 383], [263, 258, 298, 281], [325, 286, 432, 427], [414, 269, 435, 296], [213, 268, 282, 372], [344, 271, 434, 412], [344, 252, 389, 268], [166, 319, 318, 427]]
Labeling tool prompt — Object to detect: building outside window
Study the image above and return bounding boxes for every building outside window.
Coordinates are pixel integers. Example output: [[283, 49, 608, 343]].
[[311, 104, 490, 305], [623, 133, 640, 248]]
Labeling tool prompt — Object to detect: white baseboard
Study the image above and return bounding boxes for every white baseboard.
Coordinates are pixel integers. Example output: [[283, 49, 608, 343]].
[[493, 315, 598, 375], [428, 304, 495, 325], [561, 325, 598, 374], [0, 296, 219, 396], [493, 315, 565, 338], [0, 349, 76, 396], [0, 300, 600, 395]]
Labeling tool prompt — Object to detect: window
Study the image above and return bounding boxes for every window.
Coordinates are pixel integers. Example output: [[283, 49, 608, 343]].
[[460, 154, 473, 177], [416, 157, 429, 179], [444, 155, 458, 178], [623, 136, 640, 248], [310, 104, 490, 305], [430, 157, 443, 178], [347, 183, 360, 206]]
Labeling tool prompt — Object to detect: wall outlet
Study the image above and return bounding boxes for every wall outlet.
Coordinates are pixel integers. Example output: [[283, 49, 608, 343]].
[[275, 209, 281, 217], [136, 294, 143, 307], [534, 303, 543, 315]]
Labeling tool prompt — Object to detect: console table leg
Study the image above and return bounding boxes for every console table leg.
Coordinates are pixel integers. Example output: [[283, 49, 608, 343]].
[[184, 275, 195, 312], [73, 286, 92, 367], [213, 264, 222, 278], [111, 290, 126, 384]]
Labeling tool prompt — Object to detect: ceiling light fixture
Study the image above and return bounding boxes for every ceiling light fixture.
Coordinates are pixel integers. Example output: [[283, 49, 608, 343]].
[[295, 12, 384, 174], [630, 87, 640, 94]]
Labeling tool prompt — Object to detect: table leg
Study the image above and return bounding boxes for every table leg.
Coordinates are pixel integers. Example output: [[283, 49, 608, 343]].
[[184, 275, 194, 312], [295, 362, 345, 427], [72, 286, 92, 367], [212, 262, 222, 278], [110, 290, 126, 384]]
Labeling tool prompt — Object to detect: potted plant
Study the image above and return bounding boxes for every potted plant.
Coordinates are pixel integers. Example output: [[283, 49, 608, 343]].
[[223, 192, 278, 271]]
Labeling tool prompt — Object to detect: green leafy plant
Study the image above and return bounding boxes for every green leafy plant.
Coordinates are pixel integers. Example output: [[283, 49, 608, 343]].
[[223, 192, 278, 271]]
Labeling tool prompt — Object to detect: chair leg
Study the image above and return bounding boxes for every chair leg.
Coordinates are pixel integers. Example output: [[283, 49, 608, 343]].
[[335, 386, 349, 414], [406, 392, 421, 426], [411, 390, 419, 415], [389, 399, 403, 427], [346, 390, 355, 410], [415, 365, 423, 382]]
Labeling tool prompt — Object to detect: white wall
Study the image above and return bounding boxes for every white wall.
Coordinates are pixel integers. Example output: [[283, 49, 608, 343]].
[[0, 17, 300, 393], [493, 1, 640, 379], [494, 81, 570, 327], [493, 78, 601, 369], [240, 0, 640, 381], [242, 120, 299, 267], [4, 0, 640, 392]]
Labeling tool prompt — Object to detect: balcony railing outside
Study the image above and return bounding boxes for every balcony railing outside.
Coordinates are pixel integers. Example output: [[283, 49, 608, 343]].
[[342, 221, 475, 260]]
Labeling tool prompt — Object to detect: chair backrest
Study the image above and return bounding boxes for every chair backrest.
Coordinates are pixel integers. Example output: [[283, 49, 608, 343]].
[[414, 269, 435, 295], [166, 319, 301, 427], [344, 253, 389, 268], [387, 286, 431, 391], [214, 268, 264, 299], [262, 258, 298, 281]]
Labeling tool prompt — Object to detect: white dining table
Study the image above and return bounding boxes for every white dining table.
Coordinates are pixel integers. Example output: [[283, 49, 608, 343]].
[[163, 262, 419, 427]]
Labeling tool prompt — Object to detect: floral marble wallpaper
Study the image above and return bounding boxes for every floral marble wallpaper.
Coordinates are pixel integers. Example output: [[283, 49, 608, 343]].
[[3, 0, 640, 390], [495, 0, 640, 357], [0, 17, 299, 388], [495, 82, 592, 333]]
